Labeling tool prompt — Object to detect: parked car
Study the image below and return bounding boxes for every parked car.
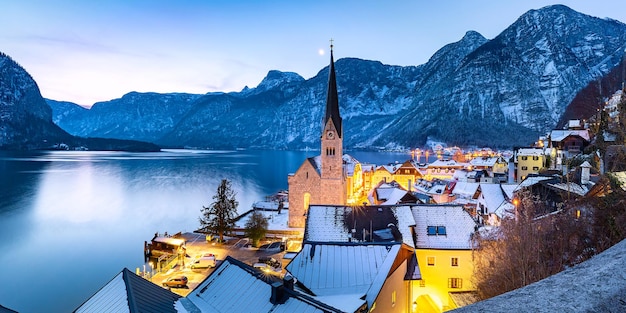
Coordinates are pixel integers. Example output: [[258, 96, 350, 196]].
[[162, 276, 188, 288], [191, 253, 217, 269], [258, 256, 281, 268], [253, 262, 281, 275]]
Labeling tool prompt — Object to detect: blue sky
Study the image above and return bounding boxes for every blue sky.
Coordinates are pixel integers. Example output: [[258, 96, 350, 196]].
[[2, 1, 626, 107]]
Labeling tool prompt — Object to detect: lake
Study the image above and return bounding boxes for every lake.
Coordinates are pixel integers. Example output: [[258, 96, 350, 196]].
[[0, 149, 410, 313]]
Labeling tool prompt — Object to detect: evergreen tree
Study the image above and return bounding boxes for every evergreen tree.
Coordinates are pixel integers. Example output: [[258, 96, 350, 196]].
[[199, 179, 239, 243], [244, 211, 269, 247]]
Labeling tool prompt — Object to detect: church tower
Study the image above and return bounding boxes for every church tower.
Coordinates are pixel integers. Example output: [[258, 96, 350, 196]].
[[319, 43, 345, 205], [287, 42, 346, 228]]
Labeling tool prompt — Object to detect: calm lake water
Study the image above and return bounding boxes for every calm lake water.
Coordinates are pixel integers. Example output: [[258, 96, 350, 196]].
[[0, 149, 410, 313]]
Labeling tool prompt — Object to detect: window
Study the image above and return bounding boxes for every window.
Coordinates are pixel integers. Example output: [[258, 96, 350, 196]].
[[427, 226, 446, 235], [451, 257, 459, 267], [448, 278, 463, 289], [369, 302, 376, 312], [427, 226, 437, 235], [419, 279, 426, 287], [521, 156, 528, 160], [427, 256, 435, 266], [532, 156, 539, 161], [391, 291, 396, 307], [521, 166, 528, 170], [532, 166, 539, 171]]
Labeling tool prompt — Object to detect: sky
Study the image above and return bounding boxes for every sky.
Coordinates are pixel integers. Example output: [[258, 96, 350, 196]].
[[2, 1, 626, 107]]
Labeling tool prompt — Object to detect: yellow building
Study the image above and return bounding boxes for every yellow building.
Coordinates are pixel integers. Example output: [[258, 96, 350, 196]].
[[410, 204, 478, 312], [515, 148, 545, 182]]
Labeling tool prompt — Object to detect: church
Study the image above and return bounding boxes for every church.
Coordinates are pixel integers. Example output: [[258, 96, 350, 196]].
[[288, 44, 353, 228]]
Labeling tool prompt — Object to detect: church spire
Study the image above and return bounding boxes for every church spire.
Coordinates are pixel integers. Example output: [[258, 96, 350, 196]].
[[324, 40, 342, 138]]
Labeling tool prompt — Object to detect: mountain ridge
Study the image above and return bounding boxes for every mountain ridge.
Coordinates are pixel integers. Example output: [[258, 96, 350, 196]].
[[45, 5, 626, 150]]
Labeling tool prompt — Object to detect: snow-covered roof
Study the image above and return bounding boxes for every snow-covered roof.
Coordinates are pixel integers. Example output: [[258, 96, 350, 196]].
[[469, 157, 502, 167], [76, 268, 180, 313], [428, 159, 466, 168], [479, 183, 506, 213], [545, 182, 590, 197], [305, 205, 416, 248], [286, 243, 400, 310], [499, 184, 518, 200], [454, 238, 626, 313], [183, 257, 340, 313], [452, 182, 480, 198], [370, 183, 411, 205], [550, 129, 591, 142], [493, 201, 515, 220], [516, 148, 544, 156], [516, 176, 555, 190], [567, 119, 582, 129], [153, 236, 186, 247], [410, 204, 477, 249]]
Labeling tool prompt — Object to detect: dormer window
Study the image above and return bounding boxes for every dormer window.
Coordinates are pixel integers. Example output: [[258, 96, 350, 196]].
[[427, 226, 446, 236]]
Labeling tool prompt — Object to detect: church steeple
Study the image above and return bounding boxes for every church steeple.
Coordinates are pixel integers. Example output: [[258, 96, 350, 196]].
[[324, 41, 342, 138]]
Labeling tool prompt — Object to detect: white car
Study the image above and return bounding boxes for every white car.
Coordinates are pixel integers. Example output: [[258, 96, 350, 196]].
[[191, 253, 217, 269]]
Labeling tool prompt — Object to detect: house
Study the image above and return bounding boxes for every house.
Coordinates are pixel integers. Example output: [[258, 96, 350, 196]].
[[74, 268, 181, 313], [476, 183, 507, 226], [410, 204, 479, 312], [181, 256, 343, 313], [370, 164, 398, 188], [514, 148, 546, 182], [287, 205, 419, 312], [425, 159, 466, 181], [549, 129, 591, 155], [468, 156, 508, 182], [368, 181, 419, 205], [413, 179, 455, 204]]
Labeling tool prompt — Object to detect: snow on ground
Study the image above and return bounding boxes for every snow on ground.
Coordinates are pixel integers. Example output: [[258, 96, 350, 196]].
[[234, 209, 290, 230], [452, 238, 626, 312]]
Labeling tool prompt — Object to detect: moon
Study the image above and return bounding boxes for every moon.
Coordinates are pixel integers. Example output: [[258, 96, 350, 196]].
[[318, 49, 325, 56]]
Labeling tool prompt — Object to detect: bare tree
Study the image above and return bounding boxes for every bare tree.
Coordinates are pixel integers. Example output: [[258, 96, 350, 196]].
[[199, 179, 239, 243], [472, 189, 591, 299]]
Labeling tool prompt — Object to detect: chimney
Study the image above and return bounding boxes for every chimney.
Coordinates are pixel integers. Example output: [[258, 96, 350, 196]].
[[580, 161, 591, 185], [283, 275, 294, 290], [270, 282, 287, 304]]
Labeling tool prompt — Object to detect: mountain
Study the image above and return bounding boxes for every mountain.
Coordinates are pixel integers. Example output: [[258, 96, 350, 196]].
[[0, 52, 73, 149], [558, 53, 626, 127], [0, 52, 160, 151], [50, 5, 626, 150]]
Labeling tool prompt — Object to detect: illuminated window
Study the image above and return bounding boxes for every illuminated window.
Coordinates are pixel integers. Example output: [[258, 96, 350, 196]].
[[391, 291, 396, 307], [448, 278, 462, 289], [533, 156, 539, 161], [369, 302, 376, 312], [521, 166, 528, 170], [451, 257, 459, 267], [419, 279, 426, 287], [521, 156, 528, 161], [427, 256, 435, 266], [532, 166, 539, 171]]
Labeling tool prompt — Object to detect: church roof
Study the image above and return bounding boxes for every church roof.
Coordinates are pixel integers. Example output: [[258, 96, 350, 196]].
[[324, 47, 342, 137]]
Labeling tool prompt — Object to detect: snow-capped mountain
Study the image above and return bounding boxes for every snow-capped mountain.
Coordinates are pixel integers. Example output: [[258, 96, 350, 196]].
[[49, 5, 626, 150]]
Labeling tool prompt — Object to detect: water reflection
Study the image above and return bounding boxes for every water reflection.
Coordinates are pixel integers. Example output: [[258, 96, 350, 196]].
[[0, 149, 410, 313]]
